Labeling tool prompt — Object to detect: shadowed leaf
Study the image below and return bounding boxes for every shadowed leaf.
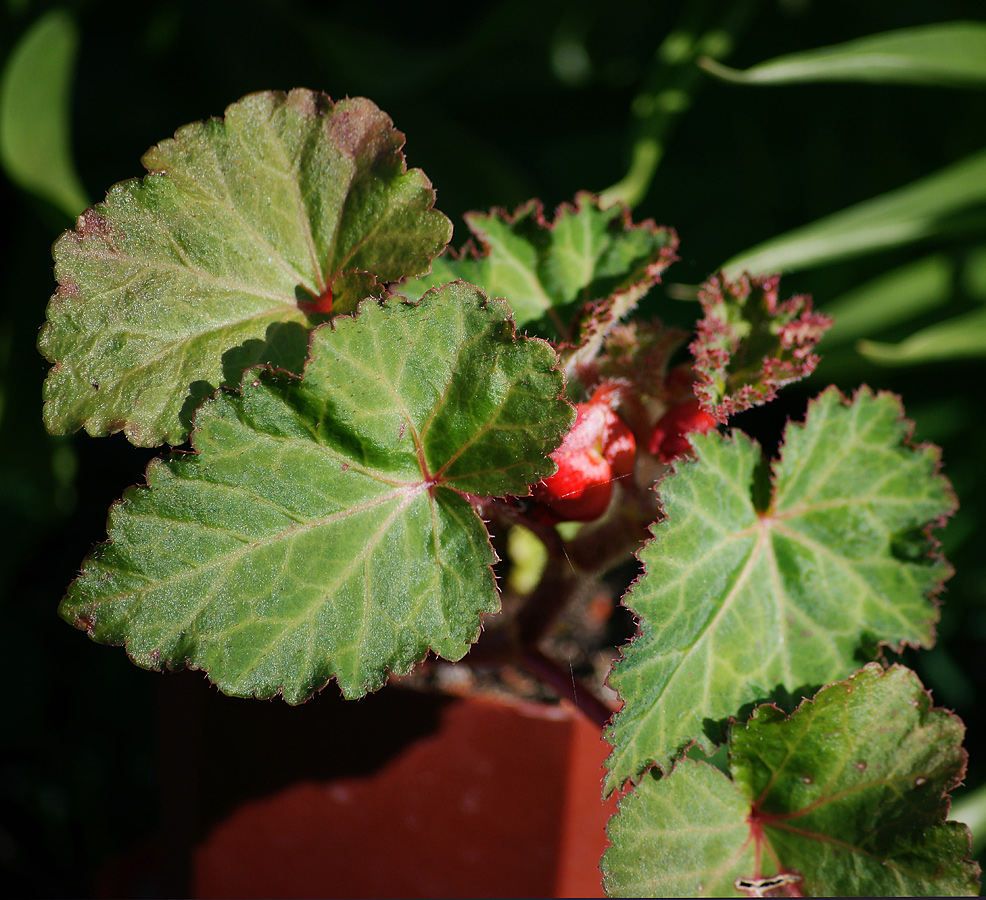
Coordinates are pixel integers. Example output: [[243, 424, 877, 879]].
[[603, 665, 979, 897], [0, 10, 88, 218]]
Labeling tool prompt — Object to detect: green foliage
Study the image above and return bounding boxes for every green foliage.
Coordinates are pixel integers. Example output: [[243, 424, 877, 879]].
[[399, 192, 677, 342], [721, 149, 986, 278], [603, 665, 979, 897], [39, 89, 451, 446], [699, 22, 986, 89], [0, 9, 88, 219], [59, 283, 570, 701], [605, 387, 956, 794]]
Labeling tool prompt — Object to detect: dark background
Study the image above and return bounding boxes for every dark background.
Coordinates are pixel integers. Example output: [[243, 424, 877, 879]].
[[2, 0, 985, 895]]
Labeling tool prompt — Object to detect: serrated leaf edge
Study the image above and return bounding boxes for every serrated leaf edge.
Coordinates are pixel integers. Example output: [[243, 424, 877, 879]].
[[602, 386, 958, 795]]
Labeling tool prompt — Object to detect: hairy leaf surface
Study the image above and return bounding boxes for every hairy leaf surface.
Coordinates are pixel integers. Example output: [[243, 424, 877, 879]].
[[399, 192, 677, 343], [605, 387, 955, 793], [691, 272, 832, 419], [59, 284, 571, 702], [40, 89, 451, 445], [603, 665, 979, 897]]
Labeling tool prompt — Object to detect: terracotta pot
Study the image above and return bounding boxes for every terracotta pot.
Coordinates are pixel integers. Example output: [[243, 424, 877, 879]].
[[140, 671, 617, 898]]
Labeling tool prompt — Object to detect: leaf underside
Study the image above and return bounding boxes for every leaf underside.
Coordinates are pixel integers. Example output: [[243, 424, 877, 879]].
[[40, 88, 452, 446], [398, 191, 678, 343], [602, 664, 980, 898], [604, 386, 955, 794], [59, 283, 572, 702]]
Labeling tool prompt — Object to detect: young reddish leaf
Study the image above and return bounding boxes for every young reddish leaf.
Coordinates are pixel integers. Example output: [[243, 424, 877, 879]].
[[398, 191, 678, 345], [604, 386, 956, 795], [691, 272, 832, 419], [58, 283, 572, 703], [40, 89, 451, 446], [602, 664, 980, 898]]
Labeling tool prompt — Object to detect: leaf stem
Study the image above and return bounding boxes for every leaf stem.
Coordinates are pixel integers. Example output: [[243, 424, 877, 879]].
[[599, 0, 762, 209], [520, 645, 617, 730]]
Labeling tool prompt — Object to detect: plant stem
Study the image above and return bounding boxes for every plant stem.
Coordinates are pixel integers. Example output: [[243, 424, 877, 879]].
[[520, 645, 617, 730], [599, 0, 762, 209]]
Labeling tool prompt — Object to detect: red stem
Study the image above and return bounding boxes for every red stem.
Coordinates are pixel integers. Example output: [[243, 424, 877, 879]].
[[520, 645, 617, 730]]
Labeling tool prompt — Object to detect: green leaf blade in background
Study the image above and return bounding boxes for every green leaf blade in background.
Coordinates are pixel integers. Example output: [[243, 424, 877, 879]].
[[604, 387, 956, 794], [398, 192, 677, 342], [58, 284, 571, 701], [700, 22, 986, 89], [858, 305, 986, 365], [0, 9, 89, 219], [39, 89, 452, 446], [721, 148, 986, 278], [603, 665, 980, 898]]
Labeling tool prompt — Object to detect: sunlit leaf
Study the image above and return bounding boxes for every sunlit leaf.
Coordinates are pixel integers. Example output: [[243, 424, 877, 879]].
[[58, 284, 571, 702], [603, 664, 979, 898], [39, 89, 451, 446], [399, 192, 677, 345], [604, 387, 955, 793]]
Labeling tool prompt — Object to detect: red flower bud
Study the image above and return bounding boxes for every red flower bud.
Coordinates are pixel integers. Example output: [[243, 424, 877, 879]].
[[534, 390, 637, 522], [649, 399, 717, 463]]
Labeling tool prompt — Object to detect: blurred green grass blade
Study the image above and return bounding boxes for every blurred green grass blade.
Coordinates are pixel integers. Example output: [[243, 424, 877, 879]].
[[721, 148, 986, 276], [700, 22, 986, 89], [0, 10, 88, 218], [961, 244, 986, 297], [950, 780, 986, 857], [857, 305, 986, 364], [822, 254, 953, 347]]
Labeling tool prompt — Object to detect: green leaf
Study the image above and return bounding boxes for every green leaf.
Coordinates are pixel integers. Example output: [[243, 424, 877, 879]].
[[603, 664, 980, 898], [690, 272, 832, 419], [821, 253, 955, 348], [39, 89, 452, 446], [858, 305, 986, 364], [0, 10, 89, 218], [699, 22, 986, 89], [398, 192, 678, 342], [604, 387, 955, 794], [720, 148, 986, 277], [58, 283, 572, 702]]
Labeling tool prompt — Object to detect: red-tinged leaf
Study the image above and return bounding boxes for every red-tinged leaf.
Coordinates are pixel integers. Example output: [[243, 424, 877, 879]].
[[40, 89, 451, 446], [690, 272, 832, 420]]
